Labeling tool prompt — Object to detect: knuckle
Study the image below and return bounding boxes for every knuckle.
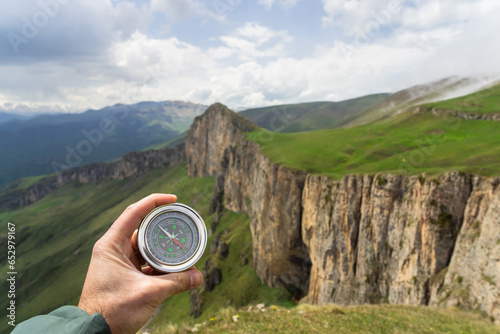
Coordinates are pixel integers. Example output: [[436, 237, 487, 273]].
[[173, 274, 190, 294], [92, 239, 107, 257], [124, 203, 137, 214]]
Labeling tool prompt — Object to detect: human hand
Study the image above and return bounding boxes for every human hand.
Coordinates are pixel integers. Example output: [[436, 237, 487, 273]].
[[78, 194, 203, 333]]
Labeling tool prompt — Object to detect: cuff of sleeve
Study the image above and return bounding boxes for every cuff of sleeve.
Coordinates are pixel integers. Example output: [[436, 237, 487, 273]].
[[13, 305, 111, 334]]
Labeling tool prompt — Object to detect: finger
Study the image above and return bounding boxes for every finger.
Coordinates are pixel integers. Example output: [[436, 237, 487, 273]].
[[141, 265, 197, 276], [141, 266, 165, 276], [131, 230, 139, 253], [134, 252, 146, 267], [109, 194, 177, 240], [149, 268, 203, 301]]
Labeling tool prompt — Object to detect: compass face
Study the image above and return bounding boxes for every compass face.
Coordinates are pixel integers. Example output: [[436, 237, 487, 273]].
[[138, 203, 207, 273], [146, 211, 198, 264]]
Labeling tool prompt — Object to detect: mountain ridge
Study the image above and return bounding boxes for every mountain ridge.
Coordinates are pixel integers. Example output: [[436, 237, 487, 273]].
[[0, 100, 207, 189], [240, 93, 389, 133]]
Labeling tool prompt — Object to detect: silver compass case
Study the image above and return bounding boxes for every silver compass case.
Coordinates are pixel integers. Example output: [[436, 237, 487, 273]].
[[137, 203, 207, 273]]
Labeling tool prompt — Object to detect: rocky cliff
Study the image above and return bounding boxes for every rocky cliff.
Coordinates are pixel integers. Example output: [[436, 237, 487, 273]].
[[186, 104, 311, 297], [187, 103, 500, 322], [0, 144, 185, 210]]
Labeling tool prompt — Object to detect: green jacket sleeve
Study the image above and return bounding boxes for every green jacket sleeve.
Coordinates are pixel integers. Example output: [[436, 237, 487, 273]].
[[12, 306, 111, 334]]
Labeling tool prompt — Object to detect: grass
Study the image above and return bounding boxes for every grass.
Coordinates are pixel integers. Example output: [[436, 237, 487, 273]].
[[16, 175, 47, 190], [246, 111, 500, 179], [150, 304, 499, 334], [144, 131, 188, 151], [422, 83, 500, 114]]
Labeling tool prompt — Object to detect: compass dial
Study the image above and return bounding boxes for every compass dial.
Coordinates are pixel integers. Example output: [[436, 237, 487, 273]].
[[138, 203, 207, 273]]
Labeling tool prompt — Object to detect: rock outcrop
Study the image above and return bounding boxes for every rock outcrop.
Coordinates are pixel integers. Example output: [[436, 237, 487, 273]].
[[186, 103, 500, 322], [431, 177, 500, 322], [186, 104, 311, 299], [0, 144, 185, 210], [412, 106, 500, 121], [302, 172, 471, 306], [203, 258, 222, 292]]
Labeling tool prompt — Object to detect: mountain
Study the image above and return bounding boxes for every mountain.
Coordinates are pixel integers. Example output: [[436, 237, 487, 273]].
[[0, 101, 207, 189], [343, 76, 498, 127], [240, 93, 389, 133], [0, 111, 34, 124]]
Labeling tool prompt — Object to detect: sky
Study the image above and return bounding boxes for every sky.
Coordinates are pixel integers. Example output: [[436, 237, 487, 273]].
[[0, 0, 499, 114]]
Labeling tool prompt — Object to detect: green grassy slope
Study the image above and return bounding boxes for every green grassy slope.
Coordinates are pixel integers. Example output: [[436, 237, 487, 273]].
[[247, 111, 500, 179], [343, 77, 493, 128], [153, 304, 498, 334], [144, 131, 188, 151], [0, 165, 290, 333], [240, 94, 389, 133], [422, 83, 500, 113]]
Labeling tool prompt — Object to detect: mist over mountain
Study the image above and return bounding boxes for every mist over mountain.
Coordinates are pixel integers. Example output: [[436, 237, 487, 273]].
[[344, 76, 499, 127]]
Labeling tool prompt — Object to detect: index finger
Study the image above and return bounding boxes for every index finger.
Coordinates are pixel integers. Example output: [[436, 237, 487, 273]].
[[108, 193, 177, 240]]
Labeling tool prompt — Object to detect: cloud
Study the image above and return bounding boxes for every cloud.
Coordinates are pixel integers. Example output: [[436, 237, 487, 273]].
[[0, 0, 500, 113], [210, 22, 292, 61], [321, 0, 500, 35], [0, 0, 152, 61]]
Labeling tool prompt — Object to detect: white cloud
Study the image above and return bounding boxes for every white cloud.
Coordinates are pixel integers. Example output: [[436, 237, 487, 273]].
[[212, 22, 292, 61]]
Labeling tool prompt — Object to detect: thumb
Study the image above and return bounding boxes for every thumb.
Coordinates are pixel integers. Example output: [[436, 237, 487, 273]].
[[147, 268, 203, 301]]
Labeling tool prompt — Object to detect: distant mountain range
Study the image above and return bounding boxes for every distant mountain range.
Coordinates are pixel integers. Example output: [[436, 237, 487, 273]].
[[0, 101, 207, 189], [0, 111, 36, 124]]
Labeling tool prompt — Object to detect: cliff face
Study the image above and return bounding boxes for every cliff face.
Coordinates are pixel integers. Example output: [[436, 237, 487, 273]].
[[302, 173, 471, 306], [186, 104, 311, 297], [186, 103, 255, 178], [186, 103, 500, 323], [432, 177, 500, 321], [0, 144, 185, 210]]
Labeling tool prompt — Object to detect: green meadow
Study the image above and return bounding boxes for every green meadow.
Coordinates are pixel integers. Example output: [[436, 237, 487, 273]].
[[423, 83, 500, 113], [247, 111, 500, 179]]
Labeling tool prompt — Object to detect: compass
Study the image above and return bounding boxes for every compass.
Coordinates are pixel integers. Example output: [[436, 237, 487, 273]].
[[137, 203, 207, 273]]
